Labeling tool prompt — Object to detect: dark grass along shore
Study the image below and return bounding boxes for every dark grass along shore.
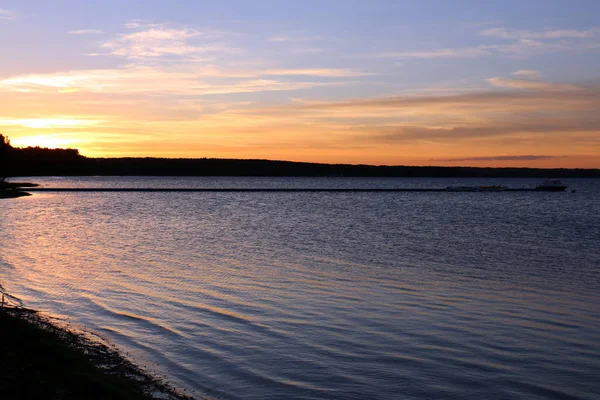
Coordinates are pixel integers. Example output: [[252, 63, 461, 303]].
[[0, 305, 196, 399], [0, 181, 35, 198]]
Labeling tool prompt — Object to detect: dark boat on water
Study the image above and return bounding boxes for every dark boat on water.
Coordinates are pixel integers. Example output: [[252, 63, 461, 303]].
[[446, 180, 568, 192], [535, 179, 568, 191]]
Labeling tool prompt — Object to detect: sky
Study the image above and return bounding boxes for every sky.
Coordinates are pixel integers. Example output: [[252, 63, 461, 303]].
[[1, 0, 600, 167]]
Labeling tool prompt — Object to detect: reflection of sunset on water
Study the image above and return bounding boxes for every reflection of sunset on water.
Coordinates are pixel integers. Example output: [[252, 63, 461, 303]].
[[2, 177, 599, 399]]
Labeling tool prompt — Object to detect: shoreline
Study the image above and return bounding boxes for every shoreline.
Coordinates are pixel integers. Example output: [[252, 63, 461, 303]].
[[0, 293, 198, 399], [0, 190, 30, 198], [0, 181, 36, 198]]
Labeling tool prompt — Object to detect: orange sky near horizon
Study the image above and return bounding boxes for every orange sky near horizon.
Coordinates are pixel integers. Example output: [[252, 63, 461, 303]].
[[2, 85, 599, 168]]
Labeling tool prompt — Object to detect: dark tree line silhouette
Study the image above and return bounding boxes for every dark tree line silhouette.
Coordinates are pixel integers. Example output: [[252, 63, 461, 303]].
[[1, 134, 83, 178], [0, 134, 11, 182], [1, 134, 599, 178]]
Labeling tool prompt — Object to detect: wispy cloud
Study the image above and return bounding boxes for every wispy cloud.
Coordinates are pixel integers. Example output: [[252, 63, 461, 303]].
[[381, 26, 600, 60], [362, 118, 600, 144], [481, 27, 599, 40], [486, 76, 571, 90], [268, 33, 323, 54], [291, 47, 323, 54], [68, 29, 105, 35], [379, 42, 545, 59], [380, 40, 586, 59], [381, 47, 489, 59], [263, 68, 372, 77], [487, 70, 579, 91], [0, 66, 360, 96], [100, 25, 229, 59], [0, 118, 104, 129], [269, 33, 313, 42], [124, 21, 148, 29], [0, 9, 16, 20], [432, 155, 562, 162], [512, 70, 542, 79], [269, 35, 294, 42]]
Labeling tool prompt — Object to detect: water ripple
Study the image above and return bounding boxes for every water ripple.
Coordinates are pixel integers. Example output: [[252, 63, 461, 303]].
[[1, 177, 599, 399]]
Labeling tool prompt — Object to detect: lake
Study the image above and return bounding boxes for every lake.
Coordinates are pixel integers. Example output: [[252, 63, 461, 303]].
[[1, 177, 599, 399]]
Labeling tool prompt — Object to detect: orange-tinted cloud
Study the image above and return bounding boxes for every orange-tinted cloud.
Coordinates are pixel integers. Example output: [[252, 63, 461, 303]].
[[1, 62, 599, 167]]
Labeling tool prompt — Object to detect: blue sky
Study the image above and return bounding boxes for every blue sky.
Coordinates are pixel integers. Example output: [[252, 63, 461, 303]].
[[1, 1, 599, 166]]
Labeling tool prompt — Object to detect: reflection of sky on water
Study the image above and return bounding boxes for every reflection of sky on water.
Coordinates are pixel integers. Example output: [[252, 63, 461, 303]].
[[1, 177, 599, 399]]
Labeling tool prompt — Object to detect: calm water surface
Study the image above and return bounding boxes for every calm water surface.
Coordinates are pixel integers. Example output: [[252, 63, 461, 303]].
[[1, 177, 599, 399]]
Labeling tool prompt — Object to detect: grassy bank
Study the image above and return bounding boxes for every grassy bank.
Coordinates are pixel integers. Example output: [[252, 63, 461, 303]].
[[0, 306, 194, 399], [0, 181, 39, 189], [0, 190, 30, 198], [0, 181, 36, 198]]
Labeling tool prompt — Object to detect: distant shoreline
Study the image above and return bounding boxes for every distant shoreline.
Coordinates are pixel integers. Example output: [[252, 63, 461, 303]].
[[7, 158, 600, 178], [3, 142, 599, 178]]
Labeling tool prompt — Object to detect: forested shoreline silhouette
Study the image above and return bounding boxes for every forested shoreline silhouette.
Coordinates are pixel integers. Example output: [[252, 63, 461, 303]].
[[1, 134, 599, 178]]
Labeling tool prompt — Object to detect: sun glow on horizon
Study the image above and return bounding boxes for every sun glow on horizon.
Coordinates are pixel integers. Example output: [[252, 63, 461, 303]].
[[0, 118, 104, 129], [10, 134, 85, 150]]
